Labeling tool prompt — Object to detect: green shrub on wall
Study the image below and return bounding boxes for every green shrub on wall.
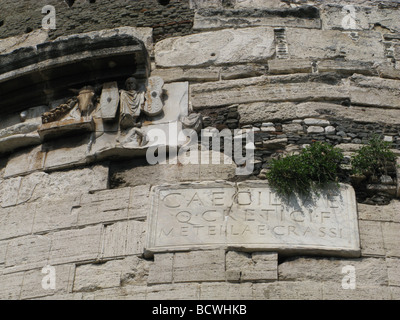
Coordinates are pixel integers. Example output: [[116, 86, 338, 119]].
[[266, 142, 344, 196], [351, 135, 396, 178]]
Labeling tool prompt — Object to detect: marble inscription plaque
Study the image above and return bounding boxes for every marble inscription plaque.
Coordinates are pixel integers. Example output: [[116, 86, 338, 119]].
[[145, 181, 360, 257]]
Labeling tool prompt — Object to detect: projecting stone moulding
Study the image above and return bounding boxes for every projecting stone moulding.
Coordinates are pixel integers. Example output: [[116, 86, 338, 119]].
[[0, 27, 151, 115], [145, 181, 360, 258]]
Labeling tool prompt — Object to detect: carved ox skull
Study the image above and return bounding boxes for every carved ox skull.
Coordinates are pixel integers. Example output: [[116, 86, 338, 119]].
[[76, 86, 96, 117]]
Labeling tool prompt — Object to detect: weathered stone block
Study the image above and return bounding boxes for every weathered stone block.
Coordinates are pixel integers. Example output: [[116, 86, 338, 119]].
[[253, 281, 323, 300], [0, 271, 24, 300], [110, 154, 235, 188], [282, 123, 303, 133], [148, 253, 174, 285], [120, 255, 150, 286], [20, 264, 75, 300], [226, 251, 278, 282], [243, 252, 278, 282], [110, 163, 181, 188], [234, 0, 284, 8], [279, 257, 388, 286], [349, 74, 400, 109], [10, 165, 108, 206], [378, 65, 400, 80], [16, 172, 46, 204], [43, 135, 89, 171], [304, 118, 330, 126], [382, 222, 400, 257], [35, 292, 84, 300], [194, 8, 321, 30], [190, 76, 349, 109], [189, 0, 223, 9], [0, 132, 42, 155], [125, 220, 145, 256], [173, 250, 226, 283], [390, 286, 400, 299], [358, 201, 400, 223], [350, 86, 400, 109], [198, 163, 237, 181], [82, 287, 147, 300], [101, 220, 145, 258], [220, 64, 267, 80], [151, 67, 220, 83], [128, 185, 151, 220], [155, 27, 275, 68], [336, 143, 363, 153], [321, 4, 400, 33], [358, 220, 385, 257], [238, 101, 400, 125], [46, 165, 109, 196], [307, 126, 325, 134], [49, 225, 102, 265], [0, 176, 22, 208], [322, 283, 392, 300], [73, 262, 122, 292], [268, 59, 312, 75], [102, 223, 126, 257], [5, 235, 51, 272], [0, 241, 7, 264], [317, 60, 376, 76], [200, 282, 253, 300], [262, 138, 288, 149], [3, 145, 45, 178], [38, 118, 95, 142], [76, 188, 131, 226], [325, 126, 336, 134], [225, 251, 248, 281], [0, 203, 36, 240], [73, 256, 149, 295], [32, 196, 80, 234], [286, 29, 386, 62], [386, 257, 400, 287], [146, 283, 200, 300]]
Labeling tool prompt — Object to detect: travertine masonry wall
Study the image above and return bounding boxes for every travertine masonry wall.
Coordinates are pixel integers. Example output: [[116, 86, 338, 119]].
[[0, 160, 399, 299], [0, 0, 399, 300]]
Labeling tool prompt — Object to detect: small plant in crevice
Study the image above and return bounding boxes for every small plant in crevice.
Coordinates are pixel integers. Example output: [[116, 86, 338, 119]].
[[350, 135, 397, 204], [266, 142, 344, 196], [351, 135, 396, 179]]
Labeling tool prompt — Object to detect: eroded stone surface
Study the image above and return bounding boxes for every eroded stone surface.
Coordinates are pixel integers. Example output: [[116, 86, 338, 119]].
[[238, 101, 400, 125], [191, 76, 349, 109], [279, 256, 388, 286], [193, 7, 321, 30], [321, 4, 400, 32], [286, 29, 386, 62], [155, 27, 275, 68]]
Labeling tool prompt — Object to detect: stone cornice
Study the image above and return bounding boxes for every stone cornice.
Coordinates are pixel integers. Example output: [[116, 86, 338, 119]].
[[0, 27, 151, 115]]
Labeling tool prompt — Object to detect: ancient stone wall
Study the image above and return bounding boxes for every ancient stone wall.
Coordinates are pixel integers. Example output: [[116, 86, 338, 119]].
[[0, 0, 194, 42], [0, 0, 399, 300]]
